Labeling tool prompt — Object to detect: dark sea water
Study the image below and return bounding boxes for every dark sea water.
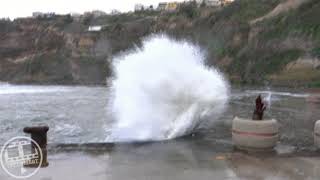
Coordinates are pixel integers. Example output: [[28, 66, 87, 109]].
[[1, 84, 319, 151]]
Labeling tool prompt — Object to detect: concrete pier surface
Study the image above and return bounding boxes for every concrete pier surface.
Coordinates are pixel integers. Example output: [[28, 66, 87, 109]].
[[1, 152, 319, 180], [0, 141, 319, 180]]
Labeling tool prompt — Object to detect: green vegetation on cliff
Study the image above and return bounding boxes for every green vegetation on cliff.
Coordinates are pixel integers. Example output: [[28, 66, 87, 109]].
[[161, 0, 319, 87]]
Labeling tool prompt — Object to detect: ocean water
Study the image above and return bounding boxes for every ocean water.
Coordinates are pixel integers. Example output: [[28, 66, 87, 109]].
[[0, 85, 109, 144]]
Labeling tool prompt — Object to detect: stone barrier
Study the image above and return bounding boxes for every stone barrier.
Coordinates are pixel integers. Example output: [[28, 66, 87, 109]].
[[232, 117, 279, 151]]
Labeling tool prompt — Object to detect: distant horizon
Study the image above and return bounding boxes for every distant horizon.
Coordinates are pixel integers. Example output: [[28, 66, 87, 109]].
[[0, 0, 187, 19]]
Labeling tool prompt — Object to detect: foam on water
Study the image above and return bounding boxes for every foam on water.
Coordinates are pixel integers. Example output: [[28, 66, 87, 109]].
[[107, 35, 229, 142], [246, 90, 310, 98], [0, 84, 72, 95]]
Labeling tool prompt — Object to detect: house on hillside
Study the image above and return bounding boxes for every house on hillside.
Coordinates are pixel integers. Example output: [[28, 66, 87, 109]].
[[166, 2, 179, 11], [71, 12, 81, 17], [71, 12, 81, 21], [135, 4, 144, 12], [84, 10, 106, 18], [111, 9, 121, 15], [158, 2, 168, 11], [0, 18, 10, 21], [196, 0, 221, 7], [88, 26, 102, 32], [221, 0, 235, 6], [32, 12, 56, 18], [92, 10, 106, 17], [144, 5, 154, 11], [196, 0, 234, 7], [32, 12, 42, 17], [205, 0, 222, 7]]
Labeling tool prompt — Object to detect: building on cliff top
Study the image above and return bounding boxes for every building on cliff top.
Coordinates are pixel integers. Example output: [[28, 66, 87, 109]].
[[158, 2, 168, 11], [0, 17, 10, 21], [221, 0, 235, 5], [111, 9, 121, 15], [157, 2, 179, 11], [84, 10, 106, 18], [135, 4, 154, 12], [135, 4, 144, 12], [70, 12, 81, 21], [205, 0, 222, 6], [166, 2, 179, 11], [71, 13, 81, 17], [88, 26, 102, 32], [196, 0, 234, 6], [144, 5, 154, 11], [32, 12, 56, 18]]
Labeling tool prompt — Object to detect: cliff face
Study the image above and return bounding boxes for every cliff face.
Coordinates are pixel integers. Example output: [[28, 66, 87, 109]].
[[159, 0, 320, 87], [0, 15, 155, 85], [0, 0, 319, 87]]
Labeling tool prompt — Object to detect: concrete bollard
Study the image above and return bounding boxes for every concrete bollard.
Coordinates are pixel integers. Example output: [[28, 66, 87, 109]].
[[315, 121, 320, 149], [232, 117, 279, 151], [23, 126, 49, 167]]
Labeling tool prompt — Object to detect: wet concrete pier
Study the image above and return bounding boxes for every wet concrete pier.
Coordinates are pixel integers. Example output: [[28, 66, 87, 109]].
[[1, 140, 319, 180]]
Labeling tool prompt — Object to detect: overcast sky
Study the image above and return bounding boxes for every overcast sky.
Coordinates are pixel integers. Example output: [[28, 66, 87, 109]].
[[0, 0, 187, 19]]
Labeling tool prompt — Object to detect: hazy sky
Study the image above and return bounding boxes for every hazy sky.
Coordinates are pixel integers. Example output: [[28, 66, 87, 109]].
[[0, 0, 186, 19]]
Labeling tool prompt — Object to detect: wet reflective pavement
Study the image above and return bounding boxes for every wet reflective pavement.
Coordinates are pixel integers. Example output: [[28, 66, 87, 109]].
[[1, 140, 319, 180]]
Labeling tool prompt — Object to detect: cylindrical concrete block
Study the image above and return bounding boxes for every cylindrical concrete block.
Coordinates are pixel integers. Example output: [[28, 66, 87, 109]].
[[232, 117, 279, 150], [314, 121, 320, 148]]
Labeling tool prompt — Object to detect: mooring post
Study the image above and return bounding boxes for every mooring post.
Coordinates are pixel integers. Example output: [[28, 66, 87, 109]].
[[23, 126, 49, 167]]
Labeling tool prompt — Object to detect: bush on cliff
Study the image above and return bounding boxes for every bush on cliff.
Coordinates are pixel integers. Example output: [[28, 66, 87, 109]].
[[178, 1, 199, 19]]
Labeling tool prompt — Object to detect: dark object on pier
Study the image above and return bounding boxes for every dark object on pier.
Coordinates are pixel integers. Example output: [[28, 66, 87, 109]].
[[23, 126, 49, 167], [252, 95, 266, 120]]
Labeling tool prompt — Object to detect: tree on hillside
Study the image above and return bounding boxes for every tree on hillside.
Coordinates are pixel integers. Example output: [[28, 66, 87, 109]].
[[179, 0, 198, 19]]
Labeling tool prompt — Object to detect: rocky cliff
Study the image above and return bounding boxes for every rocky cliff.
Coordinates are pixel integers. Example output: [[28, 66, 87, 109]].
[[160, 0, 320, 87], [0, 0, 319, 87], [0, 14, 155, 84]]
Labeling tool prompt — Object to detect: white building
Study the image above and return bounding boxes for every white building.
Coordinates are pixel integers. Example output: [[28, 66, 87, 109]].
[[222, 0, 235, 5], [32, 12, 43, 17], [92, 10, 106, 17], [32, 12, 56, 18], [70, 12, 81, 21], [205, 0, 221, 6], [196, 0, 222, 6], [0, 17, 10, 21], [195, 0, 204, 4], [158, 2, 167, 11], [111, 9, 121, 15], [88, 26, 102, 32], [144, 5, 154, 11], [71, 12, 81, 17], [135, 4, 144, 12], [84, 10, 106, 18]]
